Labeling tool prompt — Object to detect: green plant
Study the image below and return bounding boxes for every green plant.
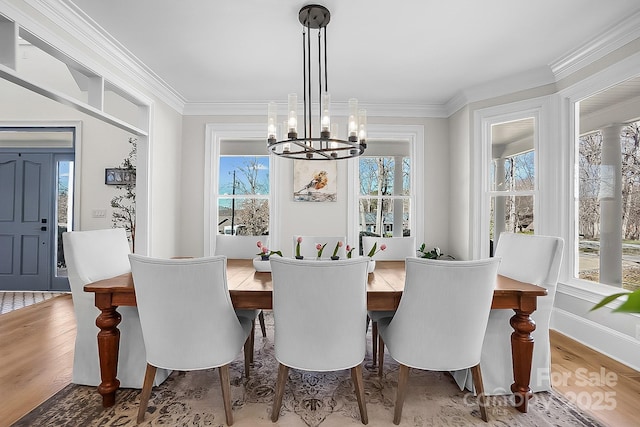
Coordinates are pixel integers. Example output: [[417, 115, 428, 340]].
[[591, 289, 640, 313], [296, 236, 302, 257], [111, 137, 136, 250], [332, 241, 343, 257], [417, 243, 454, 260]]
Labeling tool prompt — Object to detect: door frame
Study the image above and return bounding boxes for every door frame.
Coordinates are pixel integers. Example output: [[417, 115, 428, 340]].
[[0, 121, 82, 291]]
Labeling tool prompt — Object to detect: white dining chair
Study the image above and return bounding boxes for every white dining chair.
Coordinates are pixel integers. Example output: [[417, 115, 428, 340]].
[[293, 235, 346, 259], [269, 257, 369, 424], [362, 236, 417, 365], [376, 257, 501, 424], [452, 233, 564, 395], [129, 255, 254, 425], [62, 228, 171, 388], [215, 234, 267, 338]]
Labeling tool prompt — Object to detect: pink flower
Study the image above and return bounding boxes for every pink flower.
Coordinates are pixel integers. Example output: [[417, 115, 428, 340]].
[[380, 244, 387, 251], [346, 245, 352, 252], [262, 246, 269, 254], [297, 236, 303, 244], [316, 243, 327, 258], [257, 241, 263, 248]]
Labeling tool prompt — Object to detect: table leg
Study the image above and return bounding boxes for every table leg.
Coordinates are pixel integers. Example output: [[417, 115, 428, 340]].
[[94, 295, 122, 407], [509, 308, 535, 413]]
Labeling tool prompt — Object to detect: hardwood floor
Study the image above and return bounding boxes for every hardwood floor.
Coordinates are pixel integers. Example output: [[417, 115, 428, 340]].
[[0, 295, 75, 426], [0, 297, 637, 426], [550, 329, 640, 427]]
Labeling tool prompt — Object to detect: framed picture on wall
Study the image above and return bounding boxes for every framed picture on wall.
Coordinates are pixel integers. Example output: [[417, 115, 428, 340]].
[[105, 168, 136, 185], [293, 160, 337, 202]]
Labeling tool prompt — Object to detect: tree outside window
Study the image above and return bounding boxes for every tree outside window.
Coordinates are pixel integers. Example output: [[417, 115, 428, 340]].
[[358, 156, 411, 239], [218, 156, 270, 236], [577, 122, 640, 291]]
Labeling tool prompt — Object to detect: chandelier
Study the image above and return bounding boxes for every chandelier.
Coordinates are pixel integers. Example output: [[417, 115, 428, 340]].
[[267, 4, 367, 160]]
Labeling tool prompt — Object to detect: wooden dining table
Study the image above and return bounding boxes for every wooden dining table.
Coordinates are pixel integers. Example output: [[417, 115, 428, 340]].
[[84, 258, 547, 413]]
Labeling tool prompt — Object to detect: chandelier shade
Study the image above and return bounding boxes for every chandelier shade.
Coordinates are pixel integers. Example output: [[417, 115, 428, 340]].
[[267, 4, 367, 160]]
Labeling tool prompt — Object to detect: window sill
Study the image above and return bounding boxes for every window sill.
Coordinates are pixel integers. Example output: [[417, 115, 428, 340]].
[[557, 278, 639, 317]]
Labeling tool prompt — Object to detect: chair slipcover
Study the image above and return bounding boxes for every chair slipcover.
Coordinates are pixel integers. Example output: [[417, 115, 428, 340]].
[[377, 257, 501, 424], [62, 228, 170, 388], [452, 233, 564, 395], [269, 257, 369, 423], [378, 258, 500, 370], [293, 235, 346, 259], [361, 236, 417, 260], [129, 254, 253, 425], [214, 234, 265, 334], [362, 236, 417, 365]]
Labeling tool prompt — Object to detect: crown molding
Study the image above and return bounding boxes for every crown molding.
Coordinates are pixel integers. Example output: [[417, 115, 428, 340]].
[[444, 92, 470, 117], [444, 66, 556, 117], [183, 101, 447, 118], [550, 9, 640, 81], [24, 0, 185, 113]]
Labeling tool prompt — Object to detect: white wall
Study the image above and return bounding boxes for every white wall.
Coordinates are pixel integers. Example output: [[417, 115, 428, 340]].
[[148, 101, 182, 258], [179, 115, 449, 257], [448, 106, 471, 259]]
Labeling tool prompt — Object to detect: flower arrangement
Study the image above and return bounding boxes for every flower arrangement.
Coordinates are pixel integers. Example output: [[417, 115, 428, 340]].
[[367, 242, 387, 258], [331, 241, 343, 259], [346, 245, 355, 258], [316, 243, 327, 258], [417, 243, 454, 260], [256, 241, 282, 260], [295, 236, 303, 258]]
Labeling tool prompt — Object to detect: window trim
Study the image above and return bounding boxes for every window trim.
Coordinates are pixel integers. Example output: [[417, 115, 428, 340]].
[[472, 98, 549, 259], [204, 124, 278, 255], [347, 124, 424, 249]]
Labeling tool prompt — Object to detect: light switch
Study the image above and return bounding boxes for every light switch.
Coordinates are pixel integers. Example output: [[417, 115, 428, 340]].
[[92, 209, 106, 218]]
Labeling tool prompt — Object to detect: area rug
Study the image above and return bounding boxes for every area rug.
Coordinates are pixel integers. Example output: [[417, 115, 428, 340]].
[[14, 313, 603, 427], [0, 291, 66, 315]]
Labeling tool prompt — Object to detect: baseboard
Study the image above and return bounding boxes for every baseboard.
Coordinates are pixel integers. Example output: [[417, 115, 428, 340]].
[[552, 308, 640, 372]]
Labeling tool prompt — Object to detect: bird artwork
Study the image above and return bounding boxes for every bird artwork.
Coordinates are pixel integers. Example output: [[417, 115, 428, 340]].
[[293, 160, 337, 202], [295, 170, 328, 195]]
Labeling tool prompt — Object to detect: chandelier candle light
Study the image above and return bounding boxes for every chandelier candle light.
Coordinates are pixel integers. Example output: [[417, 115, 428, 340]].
[[267, 4, 367, 160]]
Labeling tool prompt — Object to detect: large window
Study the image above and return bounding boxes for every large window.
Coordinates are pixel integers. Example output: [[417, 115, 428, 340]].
[[206, 125, 277, 255], [576, 118, 640, 291], [358, 155, 411, 237], [355, 136, 415, 254], [487, 118, 536, 252], [217, 155, 270, 236]]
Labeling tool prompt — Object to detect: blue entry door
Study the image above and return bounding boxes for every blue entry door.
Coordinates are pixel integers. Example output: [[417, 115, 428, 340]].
[[0, 153, 53, 290]]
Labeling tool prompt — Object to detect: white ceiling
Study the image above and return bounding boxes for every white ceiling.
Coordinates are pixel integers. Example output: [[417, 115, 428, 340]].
[[65, 0, 640, 110]]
